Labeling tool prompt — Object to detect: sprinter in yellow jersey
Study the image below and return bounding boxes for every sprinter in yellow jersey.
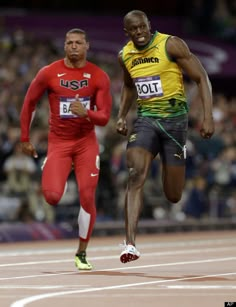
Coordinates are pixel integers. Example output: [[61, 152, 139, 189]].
[[116, 10, 215, 264]]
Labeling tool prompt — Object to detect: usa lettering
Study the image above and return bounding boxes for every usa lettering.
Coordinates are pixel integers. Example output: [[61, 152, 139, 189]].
[[60, 79, 88, 91]]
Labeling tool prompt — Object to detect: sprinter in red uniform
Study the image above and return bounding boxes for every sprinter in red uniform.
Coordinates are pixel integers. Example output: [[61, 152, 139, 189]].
[[20, 28, 112, 270]]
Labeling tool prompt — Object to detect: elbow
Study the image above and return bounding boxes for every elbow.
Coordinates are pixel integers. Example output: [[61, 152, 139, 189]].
[[87, 110, 111, 126], [98, 116, 110, 126]]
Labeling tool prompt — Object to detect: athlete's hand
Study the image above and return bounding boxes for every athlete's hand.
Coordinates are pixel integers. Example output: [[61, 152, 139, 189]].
[[200, 116, 215, 139], [20, 142, 38, 158], [70, 94, 88, 118], [116, 118, 128, 136]]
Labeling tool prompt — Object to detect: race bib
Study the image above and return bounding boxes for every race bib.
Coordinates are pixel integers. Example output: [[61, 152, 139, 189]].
[[134, 76, 163, 99], [59, 96, 90, 118]]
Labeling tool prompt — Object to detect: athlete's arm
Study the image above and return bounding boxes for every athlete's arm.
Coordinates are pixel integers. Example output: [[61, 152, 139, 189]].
[[117, 52, 137, 136], [86, 72, 112, 126], [20, 68, 48, 158], [167, 36, 215, 138], [20, 67, 48, 142]]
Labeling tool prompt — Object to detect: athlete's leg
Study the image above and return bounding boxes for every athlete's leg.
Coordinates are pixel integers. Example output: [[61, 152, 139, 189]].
[[42, 141, 72, 206], [125, 147, 153, 246], [73, 133, 100, 253], [162, 164, 186, 203], [159, 115, 188, 203], [123, 117, 158, 247]]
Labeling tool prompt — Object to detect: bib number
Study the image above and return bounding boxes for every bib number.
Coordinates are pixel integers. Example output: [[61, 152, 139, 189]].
[[134, 76, 163, 99], [59, 96, 90, 118]]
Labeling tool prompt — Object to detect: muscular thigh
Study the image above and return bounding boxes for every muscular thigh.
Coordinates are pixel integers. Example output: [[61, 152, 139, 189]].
[[127, 117, 160, 157], [42, 139, 73, 193], [156, 115, 188, 199], [157, 114, 188, 166], [73, 131, 100, 190], [127, 115, 188, 166]]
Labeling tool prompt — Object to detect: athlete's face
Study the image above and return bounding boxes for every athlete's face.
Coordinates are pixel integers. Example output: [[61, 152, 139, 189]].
[[64, 33, 89, 62], [124, 14, 152, 47]]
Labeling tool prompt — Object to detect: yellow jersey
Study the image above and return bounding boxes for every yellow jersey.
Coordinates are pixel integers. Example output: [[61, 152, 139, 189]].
[[121, 31, 188, 118]]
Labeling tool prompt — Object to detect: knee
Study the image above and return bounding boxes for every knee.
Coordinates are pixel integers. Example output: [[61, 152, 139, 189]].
[[128, 167, 145, 187], [43, 190, 61, 206], [79, 187, 95, 206], [166, 192, 182, 204]]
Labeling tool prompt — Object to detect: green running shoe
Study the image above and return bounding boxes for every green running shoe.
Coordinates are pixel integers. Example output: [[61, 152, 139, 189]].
[[75, 251, 93, 270]]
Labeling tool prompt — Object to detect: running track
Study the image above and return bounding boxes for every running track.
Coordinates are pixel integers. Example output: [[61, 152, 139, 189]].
[[0, 230, 236, 307]]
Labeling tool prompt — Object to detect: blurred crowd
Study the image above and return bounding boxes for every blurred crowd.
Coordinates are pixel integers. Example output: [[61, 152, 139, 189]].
[[184, 0, 236, 44], [0, 12, 236, 225]]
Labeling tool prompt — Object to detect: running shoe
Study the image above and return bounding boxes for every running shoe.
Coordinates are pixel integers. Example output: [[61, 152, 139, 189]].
[[120, 241, 141, 263], [75, 251, 93, 270]]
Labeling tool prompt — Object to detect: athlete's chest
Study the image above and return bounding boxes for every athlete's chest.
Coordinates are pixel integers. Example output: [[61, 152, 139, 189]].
[[127, 44, 170, 78], [126, 47, 171, 100], [48, 71, 95, 95]]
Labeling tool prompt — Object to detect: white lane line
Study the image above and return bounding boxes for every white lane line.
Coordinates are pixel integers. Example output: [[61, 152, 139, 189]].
[[103, 256, 236, 271], [10, 272, 236, 307], [1, 246, 236, 268], [0, 285, 89, 289], [0, 272, 77, 281], [4, 285, 236, 290], [165, 285, 236, 289], [1, 238, 236, 257], [1, 256, 236, 281], [0, 286, 68, 289]]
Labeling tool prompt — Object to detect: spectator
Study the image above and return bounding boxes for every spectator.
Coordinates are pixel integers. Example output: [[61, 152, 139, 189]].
[[3, 140, 37, 196]]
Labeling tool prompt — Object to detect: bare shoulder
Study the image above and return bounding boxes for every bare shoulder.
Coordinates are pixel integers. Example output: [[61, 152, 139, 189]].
[[166, 35, 191, 59], [118, 49, 123, 57], [118, 49, 124, 65]]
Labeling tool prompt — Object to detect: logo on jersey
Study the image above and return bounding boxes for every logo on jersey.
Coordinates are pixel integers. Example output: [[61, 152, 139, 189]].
[[60, 79, 88, 91], [57, 73, 66, 77], [131, 57, 159, 68], [129, 133, 137, 143], [83, 73, 91, 78]]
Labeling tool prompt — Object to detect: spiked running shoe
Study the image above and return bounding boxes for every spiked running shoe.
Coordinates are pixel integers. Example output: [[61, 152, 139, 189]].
[[120, 241, 141, 263], [75, 251, 93, 270]]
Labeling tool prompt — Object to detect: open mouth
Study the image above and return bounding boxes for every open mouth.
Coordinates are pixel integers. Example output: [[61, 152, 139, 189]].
[[136, 36, 146, 42]]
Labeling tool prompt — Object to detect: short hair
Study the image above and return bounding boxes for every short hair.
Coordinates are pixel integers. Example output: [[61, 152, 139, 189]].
[[66, 28, 88, 41], [123, 10, 148, 26]]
